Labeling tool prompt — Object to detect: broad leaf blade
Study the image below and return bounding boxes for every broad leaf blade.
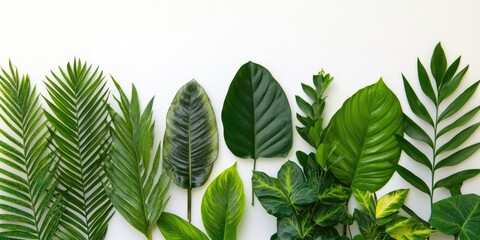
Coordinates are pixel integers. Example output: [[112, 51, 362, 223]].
[[376, 189, 409, 219], [278, 161, 317, 206], [222, 61, 293, 160], [386, 216, 435, 240], [252, 171, 292, 217], [202, 163, 245, 240], [163, 80, 218, 220], [158, 212, 208, 240], [430, 194, 480, 240], [327, 79, 403, 191], [313, 203, 348, 227]]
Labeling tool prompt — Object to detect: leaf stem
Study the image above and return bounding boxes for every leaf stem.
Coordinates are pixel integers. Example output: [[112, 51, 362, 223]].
[[188, 188, 192, 222], [252, 159, 257, 206], [431, 103, 439, 215], [147, 230, 153, 240]]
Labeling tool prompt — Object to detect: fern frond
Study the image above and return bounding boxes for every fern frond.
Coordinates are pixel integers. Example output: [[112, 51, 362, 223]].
[[43, 59, 113, 240], [0, 61, 62, 239], [105, 81, 169, 240]]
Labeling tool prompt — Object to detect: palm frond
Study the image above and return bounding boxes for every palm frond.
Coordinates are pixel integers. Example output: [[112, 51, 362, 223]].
[[105, 81, 169, 240], [43, 59, 113, 240], [0, 61, 62, 239]]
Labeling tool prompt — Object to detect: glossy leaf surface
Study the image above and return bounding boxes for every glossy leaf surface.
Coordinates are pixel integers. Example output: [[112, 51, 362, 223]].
[[386, 216, 435, 240], [376, 189, 409, 219], [158, 212, 208, 240]]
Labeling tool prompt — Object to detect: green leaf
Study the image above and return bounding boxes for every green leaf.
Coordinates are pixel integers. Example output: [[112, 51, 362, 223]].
[[278, 161, 317, 206], [318, 183, 351, 205], [430, 194, 480, 240], [202, 163, 245, 240], [44, 59, 113, 240], [437, 123, 480, 154], [277, 214, 327, 240], [442, 56, 461, 87], [313, 203, 348, 227], [402, 75, 434, 126], [163, 80, 218, 221], [430, 42, 447, 87], [353, 188, 376, 217], [434, 169, 480, 190], [0, 62, 62, 240], [395, 165, 430, 196], [403, 114, 433, 147], [435, 143, 480, 169], [296, 95, 314, 118], [416, 59, 436, 103], [222, 61, 293, 161], [301, 83, 317, 100], [106, 82, 169, 239], [386, 216, 435, 240], [327, 79, 403, 191], [396, 136, 432, 170], [158, 212, 209, 240], [438, 81, 480, 122], [375, 189, 409, 219], [354, 209, 375, 239], [439, 65, 469, 102], [438, 106, 480, 137]]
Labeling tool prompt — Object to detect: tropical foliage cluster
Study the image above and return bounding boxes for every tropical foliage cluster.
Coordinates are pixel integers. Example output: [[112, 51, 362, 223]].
[[0, 43, 478, 240]]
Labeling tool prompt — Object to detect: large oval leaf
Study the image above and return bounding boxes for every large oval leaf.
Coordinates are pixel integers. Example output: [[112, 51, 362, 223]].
[[326, 79, 403, 191], [221, 61, 293, 160], [429, 194, 480, 240], [158, 212, 209, 240], [163, 80, 218, 220], [201, 163, 245, 240]]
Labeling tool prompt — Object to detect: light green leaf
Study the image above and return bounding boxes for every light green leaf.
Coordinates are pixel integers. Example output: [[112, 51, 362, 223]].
[[106, 82, 169, 239], [158, 212, 209, 240], [202, 163, 245, 240], [163, 80, 218, 221], [430, 194, 480, 240], [386, 216, 435, 240], [430, 42, 447, 87], [327, 79, 403, 191], [44, 59, 113, 240], [375, 189, 409, 219], [222, 61, 293, 160]]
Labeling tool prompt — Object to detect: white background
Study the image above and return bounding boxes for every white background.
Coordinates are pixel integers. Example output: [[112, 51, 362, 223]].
[[1, 1, 480, 239]]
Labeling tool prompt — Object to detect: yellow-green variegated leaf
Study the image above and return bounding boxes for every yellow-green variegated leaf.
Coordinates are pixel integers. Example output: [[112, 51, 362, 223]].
[[158, 212, 209, 240], [386, 216, 435, 240], [352, 188, 376, 217], [376, 189, 409, 219], [201, 163, 245, 240]]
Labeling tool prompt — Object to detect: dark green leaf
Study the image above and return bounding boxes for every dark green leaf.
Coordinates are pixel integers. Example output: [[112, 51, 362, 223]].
[[402, 75, 434, 126], [438, 106, 480, 137], [327, 79, 403, 191], [401, 205, 429, 227], [439, 65, 469, 103], [252, 171, 292, 217], [430, 42, 447, 87], [318, 183, 351, 205], [430, 194, 480, 240], [434, 169, 480, 190], [395, 165, 430, 196], [158, 212, 209, 240], [202, 163, 245, 240], [439, 81, 479, 122], [313, 203, 348, 227], [278, 161, 317, 206], [396, 136, 432, 170], [416, 59, 436, 103], [441, 56, 461, 87], [301, 83, 317, 100], [435, 143, 480, 169], [163, 80, 218, 220], [403, 114, 433, 147], [354, 209, 375, 239], [222, 61, 293, 160], [437, 123, 480, 154], [277, 214, 322, 240]]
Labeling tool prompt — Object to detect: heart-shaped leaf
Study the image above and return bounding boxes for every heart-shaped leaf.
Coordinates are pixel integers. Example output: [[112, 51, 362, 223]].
[[430, 194, 480, 240], [163, 80, 218, 221], [158, 212, 209, 240], [202, 163, 245, 240], [326, 79, 403, 191]]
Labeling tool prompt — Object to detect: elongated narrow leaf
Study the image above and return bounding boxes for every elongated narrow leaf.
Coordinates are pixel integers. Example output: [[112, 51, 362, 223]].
[[430, 194, 480, 240], [376, 189, 409, 219], [416, 59, 436, 103], [441, 56, 461, 87], [438, 106, 480, 137], [158, 212, 208, 240], [202, 163, 245, 240], [403, 115, 433, 147], [386, 216, 435, 240], [396, 136, 431, 170], [435, 143, 480, 169], [222, 61, 293, 160], [106, 82, 169, 239], [402, 75, 433, 126], [163, 80, 218, 221], [434, 169, 480, 190], [439, 65, 469, 102], [44, 59, 113, 240], [438, 81, 479, 122], [395, 165, 430, 196], [0, 62, 62, 239], [430, 42, 447, 86], [327, 79, 403, 191], [437, 123, 480, 154]]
